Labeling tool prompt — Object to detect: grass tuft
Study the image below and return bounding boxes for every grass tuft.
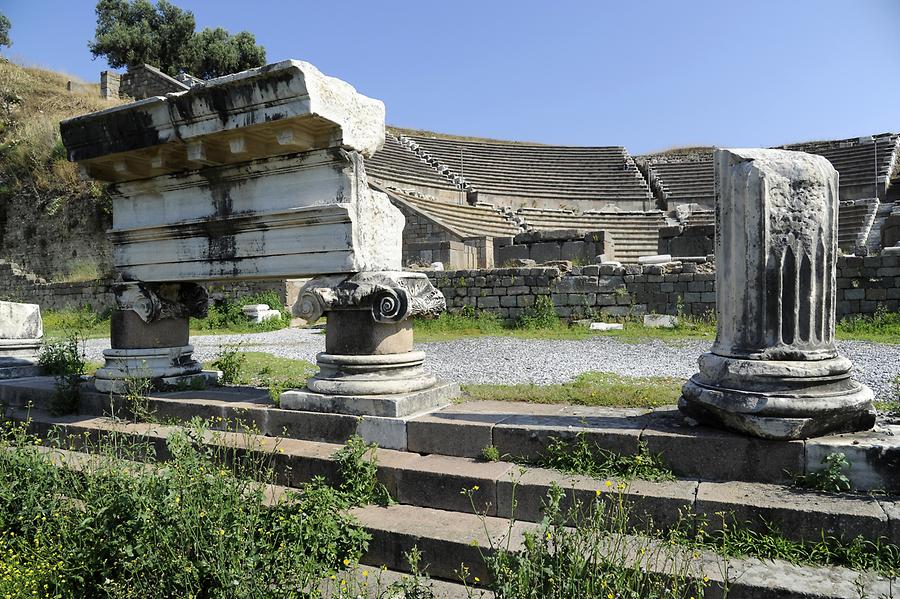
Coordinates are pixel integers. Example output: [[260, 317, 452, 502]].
[[463, 371, 684, 409]]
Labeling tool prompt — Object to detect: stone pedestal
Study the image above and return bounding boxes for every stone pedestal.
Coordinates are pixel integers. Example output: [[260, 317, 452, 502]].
[[280, 272, 458, 417], [0, 301, 43, 379], [679, 148, 875, 440], [94, 282, 209, 393]]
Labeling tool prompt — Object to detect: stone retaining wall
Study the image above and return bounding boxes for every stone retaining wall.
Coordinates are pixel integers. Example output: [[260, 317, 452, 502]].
[[428, 254, 900, 321], [0, 273, 303, 314]]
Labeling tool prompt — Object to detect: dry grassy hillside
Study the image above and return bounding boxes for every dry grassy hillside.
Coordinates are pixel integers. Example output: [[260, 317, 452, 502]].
[[0, 59, 121, 281]]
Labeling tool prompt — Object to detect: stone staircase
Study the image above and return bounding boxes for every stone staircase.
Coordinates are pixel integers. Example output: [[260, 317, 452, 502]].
[[838, 199, 880, 254], [364, 134, 463, 193], [866, 201, 896, 254], [0, 377, 896, 598]]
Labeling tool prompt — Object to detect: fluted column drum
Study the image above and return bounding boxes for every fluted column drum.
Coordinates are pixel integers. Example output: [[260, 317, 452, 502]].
[[680, 148, 874, 440]]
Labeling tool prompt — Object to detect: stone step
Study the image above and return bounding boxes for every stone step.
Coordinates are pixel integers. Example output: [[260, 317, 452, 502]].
[[22, 445, 486, 599], [3, 378, 896, 492], [25, 440, 896, 598], [4, 401, 898, 550], [353, 504, 895, 598]]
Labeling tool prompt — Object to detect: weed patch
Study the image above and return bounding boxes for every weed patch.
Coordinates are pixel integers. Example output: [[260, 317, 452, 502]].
[[332, 435, 393, 507], [538, 433, 674, 482], [207, 352, 316, 392], [37, 334, 85, 415], [836, 308, 900, 344], [0, 421, 371, 597], [468, 482, 708, 598]]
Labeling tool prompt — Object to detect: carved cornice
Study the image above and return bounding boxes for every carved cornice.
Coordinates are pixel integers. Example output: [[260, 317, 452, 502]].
[[296, 271, 445, 323]]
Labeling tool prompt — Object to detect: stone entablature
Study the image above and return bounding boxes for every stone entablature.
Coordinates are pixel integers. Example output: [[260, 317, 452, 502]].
[[62, 60, 400, 282]]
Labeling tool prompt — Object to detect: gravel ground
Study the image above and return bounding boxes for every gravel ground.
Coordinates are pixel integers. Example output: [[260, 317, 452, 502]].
[[83, 329, 900, 402]]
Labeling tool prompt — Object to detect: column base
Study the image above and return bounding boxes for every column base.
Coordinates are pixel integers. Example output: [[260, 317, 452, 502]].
[[93, 345, 204, 394], [280, 380, 459, 418], [679, 353, 876, 440], [306, 351, 437, 396]]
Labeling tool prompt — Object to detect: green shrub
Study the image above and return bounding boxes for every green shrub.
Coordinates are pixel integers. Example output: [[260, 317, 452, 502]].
[[792, 452, 852, 493], [332, 435, 393, 507], [0, 421, 370, 597], [212, 344, 247, 384], [516, 296, 560, 329], [37, 335, 85, 415]]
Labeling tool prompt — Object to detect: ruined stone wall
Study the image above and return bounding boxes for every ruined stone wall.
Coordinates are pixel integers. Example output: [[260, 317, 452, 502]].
[[0, 192, 114, 281], [836, 255, 900, 317], [0, 264, 301, 314], [427, 254, 900, 322], [118, 65, 187, 100]]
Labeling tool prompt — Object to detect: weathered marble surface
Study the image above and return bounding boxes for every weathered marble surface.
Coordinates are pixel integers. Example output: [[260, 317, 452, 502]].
[[60, 60, 402, 282], [680, 149, 874, 440], [0, 301, 43, 372], [0, 301, 42, 340], [62, 60, 385, 168]]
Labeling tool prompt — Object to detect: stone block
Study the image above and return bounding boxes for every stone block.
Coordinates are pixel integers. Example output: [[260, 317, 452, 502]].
[[695, 481, 888, 543], [0, 302, 42, 340], [395, 455, 514, 516], [493, 415, 643, 461], [279, 381, 458, 419], [530, 242, 562, 264], [62, 60, 403, 281], [643, 314, 678, 328], [642, 410, 803, 483], [477, 296, 500, 309]]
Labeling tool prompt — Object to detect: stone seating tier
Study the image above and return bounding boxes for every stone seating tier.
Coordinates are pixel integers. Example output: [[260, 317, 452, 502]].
[[364, 134, 460, 191], [647, 160, 715, 205], [515, 208, 667, 261], [404, 134, 653, 203], [682, 210, 716, 227], [387, 189, 521, 239], [779, 136, 899, 188]]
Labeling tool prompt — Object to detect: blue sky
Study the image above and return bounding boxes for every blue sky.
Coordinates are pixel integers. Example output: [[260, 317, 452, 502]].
[[3, 0, 899, 153]]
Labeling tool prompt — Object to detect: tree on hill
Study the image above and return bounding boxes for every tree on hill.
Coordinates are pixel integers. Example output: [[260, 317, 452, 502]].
[[186, 28, 267, 79], [0, 11, 11, 48], [88, 0, 266, 79]]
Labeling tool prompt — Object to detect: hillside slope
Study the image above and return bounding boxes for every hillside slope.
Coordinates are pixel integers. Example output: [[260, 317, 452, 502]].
[[0, 59, 117, 281]]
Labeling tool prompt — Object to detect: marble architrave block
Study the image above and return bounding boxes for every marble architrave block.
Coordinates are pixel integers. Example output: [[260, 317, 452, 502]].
[[106, 150, 401, 281], [679, 148, 874, 440], [0, 301, 44, 379]]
